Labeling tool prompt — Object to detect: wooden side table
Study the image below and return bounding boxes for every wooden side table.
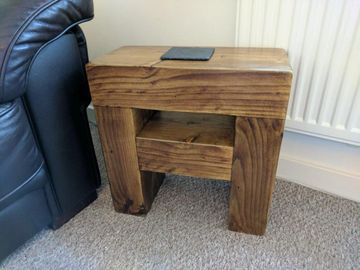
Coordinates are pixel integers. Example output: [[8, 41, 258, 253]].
[[87, 46, 292, 235]]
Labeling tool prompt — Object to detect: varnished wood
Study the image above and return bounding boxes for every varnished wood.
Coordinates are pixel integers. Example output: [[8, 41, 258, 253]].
[[89, 46, 291, 72], [132, 109, 156, 134], [137, 140, 233, 180], [88, 46, 292, 235], [87, 46, 292, 119], [229, 117, 285, 235], [95, 106, 164, 214], [136, 111, 234, 180], [155, 47, 291, 72], [138, 111, 235, 147]]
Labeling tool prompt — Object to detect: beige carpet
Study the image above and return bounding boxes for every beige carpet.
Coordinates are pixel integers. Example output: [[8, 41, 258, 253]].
[[1, 124, 359, 270]]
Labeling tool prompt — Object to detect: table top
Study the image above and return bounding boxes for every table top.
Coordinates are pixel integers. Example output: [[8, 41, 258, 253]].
[[88, 46, 292, 73], [87, 46, 292, 119]]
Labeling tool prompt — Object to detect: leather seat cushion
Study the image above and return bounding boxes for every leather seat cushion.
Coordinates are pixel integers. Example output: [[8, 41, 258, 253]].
[[0, 98, 44, 204]]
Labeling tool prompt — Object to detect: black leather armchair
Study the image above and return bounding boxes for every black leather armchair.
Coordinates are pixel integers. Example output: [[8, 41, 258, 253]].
[[0, 0, 101, 260]]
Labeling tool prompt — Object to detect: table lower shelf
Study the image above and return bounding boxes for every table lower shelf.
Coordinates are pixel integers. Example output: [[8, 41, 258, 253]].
[[136, 111, 235, 180], [95, 105, 285, 235]]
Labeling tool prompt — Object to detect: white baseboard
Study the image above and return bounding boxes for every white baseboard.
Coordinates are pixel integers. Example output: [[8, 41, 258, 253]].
[[277, 154, 360, 203], [87, 106, 360, 203]]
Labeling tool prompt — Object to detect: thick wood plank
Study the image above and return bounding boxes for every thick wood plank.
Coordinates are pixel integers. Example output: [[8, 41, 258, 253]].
[[88, 67, 291, 119], [137, 140, 233, 180], [87, 46, 166, 67], [229, 117, 285, 235], [138, 111, 235, 147], [87, 46, 292, 119], [95, 106, 164, 214], [89, 46, 292, 72], [136, 111, 234, 180]]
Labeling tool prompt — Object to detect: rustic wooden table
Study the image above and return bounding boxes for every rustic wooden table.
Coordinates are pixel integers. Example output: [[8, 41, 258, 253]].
[[87, 46, 292, 235]]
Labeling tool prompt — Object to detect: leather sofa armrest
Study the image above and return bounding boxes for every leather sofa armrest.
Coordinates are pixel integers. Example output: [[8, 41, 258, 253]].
[[0, 0, 94, 103]]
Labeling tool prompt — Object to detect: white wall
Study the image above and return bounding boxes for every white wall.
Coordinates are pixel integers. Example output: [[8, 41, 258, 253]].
[[82, 0, 237, 58], [82, 0, 360, 202]]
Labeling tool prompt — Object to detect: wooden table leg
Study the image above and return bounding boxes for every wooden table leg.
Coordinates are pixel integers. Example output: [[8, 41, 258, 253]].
[[95, 106, 164, 214], [229, 116, 285, 235]]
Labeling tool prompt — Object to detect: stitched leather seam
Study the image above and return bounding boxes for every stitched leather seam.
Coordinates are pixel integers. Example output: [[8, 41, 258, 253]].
[[0, 0, 59, 101], [0, 0, 93, 102], [0, 161, 45, 205], [24, 17, 94, 93], [0, 99, 16, 117]]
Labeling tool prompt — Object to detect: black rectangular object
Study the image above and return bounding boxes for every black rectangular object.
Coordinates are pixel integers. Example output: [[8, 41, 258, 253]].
[[160, 47, 215, 61]]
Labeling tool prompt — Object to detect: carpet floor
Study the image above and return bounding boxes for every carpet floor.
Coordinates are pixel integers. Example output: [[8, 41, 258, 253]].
[[1, 124, 359, 270]]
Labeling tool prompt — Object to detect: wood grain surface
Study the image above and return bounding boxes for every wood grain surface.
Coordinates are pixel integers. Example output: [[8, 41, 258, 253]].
[[89, 46, 292, 72], [229, 116, 285, 235], [136, 111, 234, 180], [137, 111, 235, 147], [88, 46, 292, 235], [87, 46, 292, 119], [137, 139, 233, 180], [95, 106, 164, 214]]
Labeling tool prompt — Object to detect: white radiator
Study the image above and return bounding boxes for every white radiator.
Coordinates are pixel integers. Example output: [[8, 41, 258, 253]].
[[235, 0, 360, 145]]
